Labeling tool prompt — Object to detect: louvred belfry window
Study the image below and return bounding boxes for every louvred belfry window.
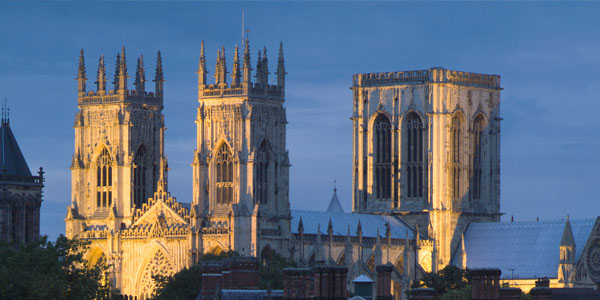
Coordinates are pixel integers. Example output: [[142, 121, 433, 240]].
[[133, 146, 147, 208], [215, 143, 234, 204], [451, 116, 462, 200], [374, 114, 392, 200], [405, 112, 424, 198], [472, 115, 485, 200], [255, 141, 269, 204], [96, 148, 113, 208]]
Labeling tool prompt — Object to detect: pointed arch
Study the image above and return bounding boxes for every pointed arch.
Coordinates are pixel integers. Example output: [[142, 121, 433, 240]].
[[137, 248, 175, 300], [451, 112, 465, 201], [214, 142, 234, 205], [394, 255, 404, 275], [133, 144, 148, 208], [260, 244, 276, 265], [367, 254, 375, 272], [10, 195, 23, 242], [23, 197, 37, 242], [255, 139, 270, 204], [86, 245, 107, 267], [96, 147, 113, 209], [208, 245, 224, 255], [373, 113, 392, 201], [337, 252, 346, 266], [471, 114, 486, 201], [403, 111, 426, 200]]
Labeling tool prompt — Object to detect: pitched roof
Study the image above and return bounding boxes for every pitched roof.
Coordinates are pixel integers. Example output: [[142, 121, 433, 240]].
[[0, 121, 32, 176], [457, 219, 595, 279], [326, 188, 344, 213], [291, 209, 414, 239]]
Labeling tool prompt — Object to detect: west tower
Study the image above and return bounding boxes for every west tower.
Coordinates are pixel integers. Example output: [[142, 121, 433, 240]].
[[192, 40, 290, 257], [351, 68, 502, 267], [66, 48, 167, 236]]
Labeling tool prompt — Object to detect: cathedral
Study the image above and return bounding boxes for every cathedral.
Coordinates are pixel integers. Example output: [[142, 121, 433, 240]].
[[65, 40, 600, 299]]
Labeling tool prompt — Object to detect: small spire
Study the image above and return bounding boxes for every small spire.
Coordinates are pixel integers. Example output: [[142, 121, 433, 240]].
[[134, 55, 146, 92], [113, 52, 121, 92], [231, 44, 240, 86], [77, 49, 87, 93], [198, 41, 207, 88], [346, 225, 352, 245], [297, 216, 304, 234], [154, 51, 164, 97], [242, 38, 252, 84], [215, 47, 228, 86], [118, 46, 128, 92], [95, 55, 107, 92], [376, 228, 381, 248], [255, 50, 263, 84], [561, 215, 576, 246], [327, 218, 333, 236], [1, 98, 9, 125], [356, 220, 362, 238], [276, 41, 286, 89]]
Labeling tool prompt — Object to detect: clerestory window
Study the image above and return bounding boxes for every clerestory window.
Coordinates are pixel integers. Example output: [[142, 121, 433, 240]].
[[215, 143, 234, 205], [374, 114, 392, 200], [96, 148, 113, 208]]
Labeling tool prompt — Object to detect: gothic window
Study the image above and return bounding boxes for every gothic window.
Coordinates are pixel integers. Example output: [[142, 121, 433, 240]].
[[24, 200, 36, 242], [255, 140, 269, 204], [133, 146, 148, 208], [472, 115, 485, 201], [139, 251, 174, 300], [374, 114, 392, 200], [405, 112, 425, 198], [451, 115, 463, 200], [10, 201, 22, 242], [96, 148, 113, 208], [215, 143, 234, 205]]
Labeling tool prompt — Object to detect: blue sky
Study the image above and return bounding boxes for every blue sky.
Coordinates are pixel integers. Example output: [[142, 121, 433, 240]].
[[1, 2, 599, 240]]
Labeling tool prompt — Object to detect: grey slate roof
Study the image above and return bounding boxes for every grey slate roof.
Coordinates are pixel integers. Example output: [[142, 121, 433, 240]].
[[291, 209, 414, 239], [326, 188, 344, 213], [458, 219, 595, 279], [0, 121, 32, 176]]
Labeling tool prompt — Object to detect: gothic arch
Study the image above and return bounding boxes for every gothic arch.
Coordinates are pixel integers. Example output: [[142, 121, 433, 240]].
[[86, 245, 107, 267], [371, 113, 393, 201], [135, 242, 175, 300], [337, 252, 346, 266], [261, 244, 276, 264], [255, 139, 271, 204], [213, 141, 235, 205], [10, 195, 23, 242], [450, 112, 466, 202], [471, 114, 487, 201], [133, 144, 149, 208], [95, 147, 114, 209], [208, 245, 224, 255], [394, 255, 404, 275], [402, 110, 426, 200]]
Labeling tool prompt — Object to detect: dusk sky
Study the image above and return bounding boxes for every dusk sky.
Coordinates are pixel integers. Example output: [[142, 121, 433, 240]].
[[1, 2, 599, 240]]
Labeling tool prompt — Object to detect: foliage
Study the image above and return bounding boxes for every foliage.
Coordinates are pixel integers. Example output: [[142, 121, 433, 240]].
[[520, 293, 531, 300], [259, 252, 298, 290], [441, 285, 471, 300], [152, 250, 239, 300], [0, 235, 118, 300], [412, 265, 469, 294]]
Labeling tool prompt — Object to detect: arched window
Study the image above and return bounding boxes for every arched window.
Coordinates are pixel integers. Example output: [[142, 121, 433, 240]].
[[215, 143, 234, 205], [133, 146, 148, 208], [374, 114, 392, 200], [405, 112, 424, 198], [451, 115, 462, 200], [96, 148, 113, 208], [24, 200, 36, 242], [10, 201, 22, 242], [472, 115, 485, 201], [255, 140, 269, 204]]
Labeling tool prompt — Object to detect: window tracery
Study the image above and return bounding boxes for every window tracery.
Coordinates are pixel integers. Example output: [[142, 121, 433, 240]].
[[405, 112, 424, 199], [215, 143, 234, 205], [139, 250, 174, 300], [374, 114, 392, 200], [471, 115, 484, 201], [96, 148, 113, 208], [451, 115, 463, 200], [255, 140, 269, 204], [133, 146, 148, 208]]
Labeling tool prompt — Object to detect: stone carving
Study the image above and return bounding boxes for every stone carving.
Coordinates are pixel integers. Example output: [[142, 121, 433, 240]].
[[586, 239, 600, 282]]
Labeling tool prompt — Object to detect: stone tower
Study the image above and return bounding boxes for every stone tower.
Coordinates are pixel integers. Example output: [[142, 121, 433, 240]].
[[351, 68, 502, 267], [0, 105, 44, 243], [66, 48, 166, 236], [192, 40, 290, 257], [559, 216, 576, 286]]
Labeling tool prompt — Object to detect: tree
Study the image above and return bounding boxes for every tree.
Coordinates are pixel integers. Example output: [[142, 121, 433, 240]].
[[413, 266, 469, 294], [0, 235, 119, 300], [258, 252, 297, 290]]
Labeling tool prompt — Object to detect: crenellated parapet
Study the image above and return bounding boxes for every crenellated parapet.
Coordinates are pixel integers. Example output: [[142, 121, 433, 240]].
[[353, 67, 501, 90], [197, 39, 286, 101], [76, 47, 164, 106]]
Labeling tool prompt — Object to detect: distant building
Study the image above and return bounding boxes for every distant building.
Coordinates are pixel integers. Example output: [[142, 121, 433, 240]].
[[0, 108, 43, 243]]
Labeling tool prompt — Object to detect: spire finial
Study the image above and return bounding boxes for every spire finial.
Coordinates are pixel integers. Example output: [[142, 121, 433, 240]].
[[118, 46, 128, 92], [96, 55, 107, 92], [1, 98, 8, 125], [232, 44, 240, 86], [113, 52, 121, 92], [242, 38, 252, 84], [77, 49, 87, 93], [334, 180, 337, 193], [154, 50, 164, 98], [276, 41, 286, 89], [198, 41, 207, 88], [134, 55, 146, 92]]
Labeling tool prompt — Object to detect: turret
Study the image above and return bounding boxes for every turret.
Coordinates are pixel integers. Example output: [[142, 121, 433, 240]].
[[198, 41, 207, 89], [231, 44, 240, 86], [242, 38, 252, 84], [95, 55, 107, 93], [255, 47, 269, 86], [558, 216, 576, 285], [77, 49, 87, 94], [214, 46, 228, 87], [118, 47, 128, 94], [154, 51, 164, 98], [112, 52, 121, 92], [276, 42, 286, 90], [134, 55, 146, 93]]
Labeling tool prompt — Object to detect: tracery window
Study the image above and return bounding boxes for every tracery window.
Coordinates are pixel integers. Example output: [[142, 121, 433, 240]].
[[215, 143, 234, 205], [405, 112, 424, 198], [139, 251, 174, 300], [10, 201, 22, 242], [255, 140, 269, 204], [96, 148, 113, 208], [133, 146, 148, 208], [374, 114, 392, 200], [451, 115, 462, 200], [472, 115, 485, 201]]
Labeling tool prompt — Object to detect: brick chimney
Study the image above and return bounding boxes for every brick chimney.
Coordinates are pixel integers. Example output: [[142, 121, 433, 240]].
[[376, 264, 394, 300], [468, 269, 501, 300]]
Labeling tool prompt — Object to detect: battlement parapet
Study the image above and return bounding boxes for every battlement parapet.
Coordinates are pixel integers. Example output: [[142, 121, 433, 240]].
[[199, 83, 284, 101], [78, 90, 162, 106], [353, 67, 501, 90]]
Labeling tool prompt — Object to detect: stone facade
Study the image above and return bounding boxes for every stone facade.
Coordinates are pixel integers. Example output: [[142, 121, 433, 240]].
[[351, 68, 502, 267]]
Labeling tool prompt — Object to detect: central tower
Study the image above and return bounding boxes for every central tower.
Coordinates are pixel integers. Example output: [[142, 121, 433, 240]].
[[192, 40, 290, 257]]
